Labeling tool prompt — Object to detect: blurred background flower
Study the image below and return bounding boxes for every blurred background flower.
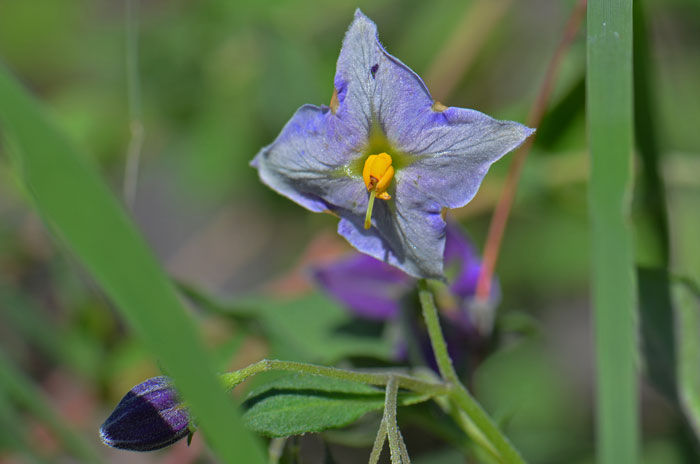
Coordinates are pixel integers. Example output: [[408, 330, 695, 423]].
[[312, 222, 499, 374], [313, 222, 500, 371]]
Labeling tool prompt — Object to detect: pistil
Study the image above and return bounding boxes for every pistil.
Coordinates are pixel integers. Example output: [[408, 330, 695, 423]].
[[364, 189, 377, 229]]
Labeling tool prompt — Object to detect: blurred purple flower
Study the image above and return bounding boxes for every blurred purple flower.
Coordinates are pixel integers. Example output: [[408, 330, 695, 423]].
[[100, 376, 190, 452], [313, 222, 498, 367], [252, 9, 532, 280]]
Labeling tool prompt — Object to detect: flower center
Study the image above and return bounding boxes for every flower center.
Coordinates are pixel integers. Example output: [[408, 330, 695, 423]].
[[362, 153, 394, 229]]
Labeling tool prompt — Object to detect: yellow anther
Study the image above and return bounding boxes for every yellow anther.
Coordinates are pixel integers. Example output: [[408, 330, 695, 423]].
[[362, 153, 394, 229], [362, 153, 394, 197]]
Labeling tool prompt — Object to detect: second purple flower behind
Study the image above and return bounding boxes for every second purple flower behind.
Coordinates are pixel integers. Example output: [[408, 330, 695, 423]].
[[313, 222, 498, 371]]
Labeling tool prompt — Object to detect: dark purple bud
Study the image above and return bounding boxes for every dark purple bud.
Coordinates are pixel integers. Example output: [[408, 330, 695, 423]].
[[100, 376, 190, 452]]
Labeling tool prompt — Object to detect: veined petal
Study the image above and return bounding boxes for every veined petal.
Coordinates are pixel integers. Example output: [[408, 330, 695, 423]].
[[336, 10, 532, 176], [312, 253, 414, 320], [400, 108, 534, 209], [338, 181, 446, 280], [333, 10, 434, 140], [252, 104, 367, 214]]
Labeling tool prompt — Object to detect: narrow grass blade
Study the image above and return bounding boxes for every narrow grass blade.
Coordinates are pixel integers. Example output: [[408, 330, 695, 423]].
[[587, 1, 639, 463], [0, 64, 265, 463]]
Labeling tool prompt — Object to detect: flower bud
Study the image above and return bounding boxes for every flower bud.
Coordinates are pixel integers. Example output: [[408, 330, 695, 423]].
[[100, 376, 190, 451]]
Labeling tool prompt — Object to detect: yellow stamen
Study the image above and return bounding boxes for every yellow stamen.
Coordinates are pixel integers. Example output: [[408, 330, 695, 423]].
[[432, 101, 448, 112], [362, 153, 394, 229], [330, 88, 339, 114], [362, 153, 394, 196]]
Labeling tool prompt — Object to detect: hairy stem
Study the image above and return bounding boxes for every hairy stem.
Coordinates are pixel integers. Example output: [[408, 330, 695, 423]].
[[384, 377, 403, 463], [369, 419, 387, 464], [418, 280, 525, 464], [220, 359, 448, 396]]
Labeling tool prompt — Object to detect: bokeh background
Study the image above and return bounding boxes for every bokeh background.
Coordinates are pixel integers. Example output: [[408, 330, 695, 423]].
[[1, 0, 699, 462]]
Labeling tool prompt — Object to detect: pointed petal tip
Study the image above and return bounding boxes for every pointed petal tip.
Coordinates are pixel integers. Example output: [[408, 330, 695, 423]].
[[348, 8, 377, 34], [249, 154, 260, 168], [353, 8, 368, 20], [518, 124, 536, 147], [98, 424, 113, 446]]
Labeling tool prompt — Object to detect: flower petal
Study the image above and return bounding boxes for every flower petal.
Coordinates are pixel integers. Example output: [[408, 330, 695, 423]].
[[399, 108, 534, 209], [333, 10, 434, 139], [337, 186, 446, 280], [312, 253, 414, 320], [252, 104, 367, 214]]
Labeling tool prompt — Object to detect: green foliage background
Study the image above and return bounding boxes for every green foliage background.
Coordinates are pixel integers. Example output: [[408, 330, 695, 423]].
[[1, 0, 699, 462]]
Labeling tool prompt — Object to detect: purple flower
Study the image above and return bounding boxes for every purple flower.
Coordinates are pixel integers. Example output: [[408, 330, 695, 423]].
[[313, 222, 498, 366], [252, 10, 532, 280], [100, 376, 190, 452]]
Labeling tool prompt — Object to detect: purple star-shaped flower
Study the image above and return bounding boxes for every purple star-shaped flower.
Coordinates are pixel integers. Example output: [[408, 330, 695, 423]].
[[252, 9, 533, 279]]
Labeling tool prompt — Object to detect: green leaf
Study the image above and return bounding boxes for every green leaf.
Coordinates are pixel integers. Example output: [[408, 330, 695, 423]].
[[587, 0, 638, 463], [242, 373, 430, 437], [258, 293, 394, 364], [0, 64, 265, 463]]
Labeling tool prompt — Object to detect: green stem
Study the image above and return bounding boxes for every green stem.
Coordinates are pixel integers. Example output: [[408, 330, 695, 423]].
[[369, 417, 388, 464], [447, 402, 501, 463], [418, 280, 525, 464], [219, 359, 448, 397], [268, 437, 286, 464], [384, 377, 403, 463]]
